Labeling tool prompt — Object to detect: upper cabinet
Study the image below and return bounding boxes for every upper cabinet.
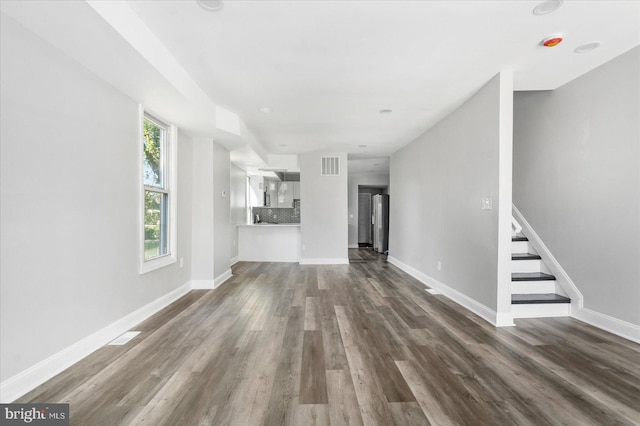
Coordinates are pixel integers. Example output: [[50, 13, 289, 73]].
[[264, 177, 300, 208], [293, 182, 300, 200], [277, 181, 294, 207]]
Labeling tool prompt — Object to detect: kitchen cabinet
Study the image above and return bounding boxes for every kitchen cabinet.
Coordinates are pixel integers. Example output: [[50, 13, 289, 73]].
[[264, 179, 300, 207], [277, 181, 294, 207], [293, 182, 300, 200]]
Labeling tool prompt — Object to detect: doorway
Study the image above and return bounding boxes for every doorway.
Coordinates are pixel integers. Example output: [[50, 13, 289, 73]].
[[358, 193, 372, 245], [357, 186, 387, 247]]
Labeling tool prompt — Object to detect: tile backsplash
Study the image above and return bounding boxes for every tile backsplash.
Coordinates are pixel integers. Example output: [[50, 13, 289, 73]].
[[253, 200, 300, 224]]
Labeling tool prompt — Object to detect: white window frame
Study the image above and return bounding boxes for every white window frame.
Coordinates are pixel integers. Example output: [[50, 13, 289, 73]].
[[139, 105, 178, 274]]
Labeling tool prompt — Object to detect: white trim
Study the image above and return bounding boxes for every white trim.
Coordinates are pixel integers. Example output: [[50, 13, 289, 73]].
[[0, 282, 191, 403], [512, 280, 556, 294], [512, 205, 583, 310], [495, 312, 516, 327], [190, 269, 233, 290], [511, 215, 523, 234], [214, 269, 233, 288], [299, 258, 350, 265], [387, 256, 514, 327], [139, 254, 176, 274], [348, 244, 359, 249], [139, 106, 179, 274], [189, 280, 216, 290], [573, 307, 640, 344], [512, 303, 570, 319], [496, 71, 514, 324], [230, 256, 239, 266]]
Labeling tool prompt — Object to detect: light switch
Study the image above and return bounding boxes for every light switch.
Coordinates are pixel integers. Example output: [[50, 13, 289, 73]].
[[481, 197, 493, 210]]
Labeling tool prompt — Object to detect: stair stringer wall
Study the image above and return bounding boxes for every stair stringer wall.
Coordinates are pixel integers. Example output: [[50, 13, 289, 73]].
[[512, 204, 583, 313]]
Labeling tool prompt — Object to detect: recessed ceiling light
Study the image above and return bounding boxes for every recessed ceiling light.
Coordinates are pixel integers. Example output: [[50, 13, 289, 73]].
[[379, 109, 393, 114], [259, 107, 272, 113], [533, 0, 563, 16], [358, 145, 368, 148], [197, 0, 224, 12], [279, 144, 288, 147], [541, 34, 564, 47], [574, 42, 601, 53], [373, 163, 380, 166]]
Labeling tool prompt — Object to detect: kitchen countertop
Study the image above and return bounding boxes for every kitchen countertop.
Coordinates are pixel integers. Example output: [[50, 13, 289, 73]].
[[238, 223, 301, 227]]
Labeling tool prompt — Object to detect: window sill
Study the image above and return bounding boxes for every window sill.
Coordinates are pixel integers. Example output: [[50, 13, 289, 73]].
[[139, 255, 176, 274]]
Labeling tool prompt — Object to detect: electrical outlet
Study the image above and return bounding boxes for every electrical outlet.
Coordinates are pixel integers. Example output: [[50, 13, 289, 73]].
[[302, 244, 306, 251], [179, 258, 184, 268], [481, 196, 493, 210], [437, 261, 441, 271]]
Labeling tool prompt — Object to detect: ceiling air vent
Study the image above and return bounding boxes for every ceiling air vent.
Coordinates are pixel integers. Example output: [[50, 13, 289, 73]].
[[321, 156, 340, 176]]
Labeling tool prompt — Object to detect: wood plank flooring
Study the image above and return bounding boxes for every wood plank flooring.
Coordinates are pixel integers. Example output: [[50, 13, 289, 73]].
[[17, 249, 640, 425]]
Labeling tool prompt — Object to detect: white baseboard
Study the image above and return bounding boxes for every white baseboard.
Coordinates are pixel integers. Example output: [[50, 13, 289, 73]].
[[0, 281, 192, 403], [230, 256, 239, 266], [387, 256, 514, 327], [214, 269, 233, 288], [573, 307, 640, 344], [495, 312, 516, 327], [299, 258, 350, 265], [348, 244, 359, 249], [190, 280, 216, 289]]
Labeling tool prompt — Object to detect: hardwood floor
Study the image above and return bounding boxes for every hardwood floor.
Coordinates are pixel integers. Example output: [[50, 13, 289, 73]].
[[17, 249, 640, 425]]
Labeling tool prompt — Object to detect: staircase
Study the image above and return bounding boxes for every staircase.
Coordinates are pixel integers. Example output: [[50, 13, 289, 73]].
[[511, 234, 570, 318]]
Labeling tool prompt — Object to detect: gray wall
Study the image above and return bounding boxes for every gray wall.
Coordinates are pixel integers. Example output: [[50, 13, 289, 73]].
[[191, 139, 215, 282], [230, 164, 247, 261], [191, 140, 232, 282], [0, 15, 193, 381], [389, 74, 505, 311], [347, 173, 389, 247], [300, 151, 348, 262], [213, 142, 231, 278], [513, 47, 640, 325]]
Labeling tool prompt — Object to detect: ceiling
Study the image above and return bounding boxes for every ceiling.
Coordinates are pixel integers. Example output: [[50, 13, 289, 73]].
[[126, 0, 639, 157], [2, 0, 639, 171]]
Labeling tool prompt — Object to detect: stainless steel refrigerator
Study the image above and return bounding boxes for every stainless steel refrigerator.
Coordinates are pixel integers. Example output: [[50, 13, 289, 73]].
[[372, 194, 389, 254]]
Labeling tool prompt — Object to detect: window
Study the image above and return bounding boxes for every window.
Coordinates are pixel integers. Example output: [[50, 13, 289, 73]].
[[140, 108, 177, 273]]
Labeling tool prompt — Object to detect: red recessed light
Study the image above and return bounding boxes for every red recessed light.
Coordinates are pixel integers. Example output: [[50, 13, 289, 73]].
[[542, 36, 563, 47]]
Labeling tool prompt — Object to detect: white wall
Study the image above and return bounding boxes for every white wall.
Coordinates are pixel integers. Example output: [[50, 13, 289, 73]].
[[191, 140, 232, 285], [230, 164, 247, 262], [513, 47, 640, 327], [191, 139, 215, 283], [213, 143, 231, 278], [0, 15, 192, 382], [347, 173, 390, 247], [389, 73, 513, 322], [299, 152, 348, 263]]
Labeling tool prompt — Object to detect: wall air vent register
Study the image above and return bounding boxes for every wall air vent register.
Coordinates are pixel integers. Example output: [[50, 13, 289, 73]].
[[321, 156, 340, 176]]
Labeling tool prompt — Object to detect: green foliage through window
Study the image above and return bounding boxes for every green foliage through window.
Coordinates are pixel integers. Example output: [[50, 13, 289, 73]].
[[143, 116, 169, 260]]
